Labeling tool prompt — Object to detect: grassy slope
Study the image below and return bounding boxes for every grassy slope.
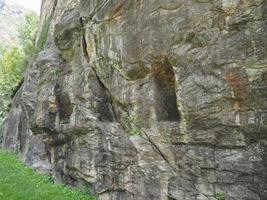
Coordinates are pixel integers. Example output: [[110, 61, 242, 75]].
[[0, 150, 97, 200]]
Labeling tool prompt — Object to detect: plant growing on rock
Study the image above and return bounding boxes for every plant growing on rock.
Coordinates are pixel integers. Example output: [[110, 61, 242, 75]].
[[128, 113, 142, 136], [216, 192, 226, 200]]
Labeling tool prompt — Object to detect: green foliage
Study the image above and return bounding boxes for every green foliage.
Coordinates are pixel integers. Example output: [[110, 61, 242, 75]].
[[0, 48, 25, 121], [18, 12, 38, 49], [130, 127, 142, 136], [0, 48, 25, 79], [128, 113, 142, 136], [0, 149, 97, 200], [18, 12, 39, 66], [126, 62, 149, 81], [36, 19, 50, 51], [0, 12, 39, 123], [0, 44, 6, 57], [50, 66, 62, 75], [216, 192, 226, 200], [80, 182, 94, 196]]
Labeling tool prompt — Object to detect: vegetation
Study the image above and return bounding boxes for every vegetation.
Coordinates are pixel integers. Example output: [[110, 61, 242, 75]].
[[0, 12, 38, 123], [126, 62, 149, 81], [130, 127, 142, 136], [128, 113, 142, 136], [0, 44, 6, 57], [18, 12, 39, 65], [216, 192, 226, 200], [0, 150, 97, 200], [36, 19, 49, 51], [0, 14, 97, 199], [18, 12, 39, 51], [0, 48, 25, 121]]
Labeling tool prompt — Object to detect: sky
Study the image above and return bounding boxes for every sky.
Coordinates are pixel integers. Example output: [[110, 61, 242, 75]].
[[6, 0, 41, 14]]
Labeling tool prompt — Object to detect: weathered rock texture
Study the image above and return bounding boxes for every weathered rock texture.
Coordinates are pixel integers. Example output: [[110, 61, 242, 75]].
[[1, 0, 267, 199]]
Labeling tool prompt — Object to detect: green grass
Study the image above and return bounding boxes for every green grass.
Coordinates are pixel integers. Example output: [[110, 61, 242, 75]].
[[0, 150, 97, 200]]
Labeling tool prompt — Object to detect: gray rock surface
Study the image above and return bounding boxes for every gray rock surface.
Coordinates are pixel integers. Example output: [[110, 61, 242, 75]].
[[1, 0, 267, 199]]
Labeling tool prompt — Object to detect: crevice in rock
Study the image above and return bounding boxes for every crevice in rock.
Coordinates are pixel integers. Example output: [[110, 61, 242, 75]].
[[11, 78, 24, 98], [81, 29, 89, 63], [80, 23, 178, 173], [51, 0, 58, 18], [92, 70, 118, 122], [18, 111, 27, 152], [140, 129, 176, 174], [167, 197, 177, 200], [54, 83, 73, 124], [80, 20, 118, 123], [80, 20, 114, 122], [151, 56, 180, 122]]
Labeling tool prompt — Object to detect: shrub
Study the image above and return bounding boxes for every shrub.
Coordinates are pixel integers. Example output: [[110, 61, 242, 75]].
[[216, 192, 226, 200]]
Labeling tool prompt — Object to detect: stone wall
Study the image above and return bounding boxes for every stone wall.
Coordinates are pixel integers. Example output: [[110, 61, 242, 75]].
[[1, 0, 267, 199]]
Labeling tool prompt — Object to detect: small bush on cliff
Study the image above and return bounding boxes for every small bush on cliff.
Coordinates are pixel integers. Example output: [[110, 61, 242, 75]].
[[216, 192, 226, 200], [0, 150, 97, 200]]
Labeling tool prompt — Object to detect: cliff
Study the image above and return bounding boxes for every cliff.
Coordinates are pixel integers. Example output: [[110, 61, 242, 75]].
[[1, 0, 267, 200]]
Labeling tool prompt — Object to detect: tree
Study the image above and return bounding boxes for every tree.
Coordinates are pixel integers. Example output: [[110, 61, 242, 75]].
[[0, 12, 39, 123], [18, 12, 38, 49], [0, 48, 24, 121], [18, 12, 39, 66]]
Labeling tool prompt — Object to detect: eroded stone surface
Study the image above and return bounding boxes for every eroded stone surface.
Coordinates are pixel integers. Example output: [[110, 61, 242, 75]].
[[1, 0, 267, 199]]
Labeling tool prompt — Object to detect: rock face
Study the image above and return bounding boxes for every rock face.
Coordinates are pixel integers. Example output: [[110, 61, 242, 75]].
[[1, 0, 267, 199]]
